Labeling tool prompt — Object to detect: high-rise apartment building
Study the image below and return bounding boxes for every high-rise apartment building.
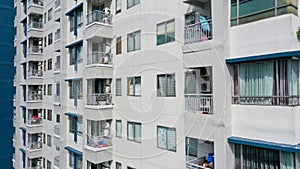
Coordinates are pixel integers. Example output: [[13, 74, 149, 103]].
[[14, 0, 300, 168]]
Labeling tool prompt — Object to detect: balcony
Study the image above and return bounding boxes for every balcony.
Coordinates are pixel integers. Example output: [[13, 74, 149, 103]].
[[86, 134, 112, 149], [87, 52, 112, 65], [28, 46, 43, 54], [184, 20, 212, 44], [28, 86, 43, 102], [28, 21, 43, 30], [28, 0, 43, 7], [27, 117, 42, 126], [186, 138, 214, 169], [28, 69, 43, 78], [27, 0, 43, 14], [87, 10, 112, 25], [86, 93, 112, 106], [28, 157, 42, 169], [27, 141, 42, 151], [185, 94, 213, 114]]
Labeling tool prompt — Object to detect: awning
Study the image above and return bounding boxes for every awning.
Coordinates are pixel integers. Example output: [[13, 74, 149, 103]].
[[65, 146, 82, 156], [228, 136, 300, 153], [65, 2, 83, 16], [65, 77, 83, 81], [65, 39, 83, 48], [19, 148, 26, 154], [226, 50, 300, 64], [64, 112, 82, 117]]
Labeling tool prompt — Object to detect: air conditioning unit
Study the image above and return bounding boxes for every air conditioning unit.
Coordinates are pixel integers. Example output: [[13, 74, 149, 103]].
[[200, 67, 211, 77], [201, 81, 211, 93]]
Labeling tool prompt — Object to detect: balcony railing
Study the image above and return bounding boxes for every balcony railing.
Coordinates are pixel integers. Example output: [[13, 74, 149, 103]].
[[27, 117, 42, 126], [54, 156, 59, 168], [54, 94, 60, 103], [28, 93, 43, 101], [28, 46, 43, 53], [232, 96, 300, 106], [28, 69, 43, 77], [87, 52, 112, 65], [28, 165, 42, 169], [184, 20, 212, 44], [27, 141, 42, 150], [28, 0, 43, 6], [54, 124, 60, 136], [185, 94, 213, 114], [86, 134, 112, 149], [186, 157, 213, 169], [28, 21, 43, 29], [87, 10, 112, 25], [86, 93, 112, 106]]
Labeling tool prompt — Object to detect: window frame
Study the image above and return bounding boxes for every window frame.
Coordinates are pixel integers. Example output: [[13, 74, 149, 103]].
[[116, 0, 122, 14], [157, 73, 176, 97], [127, 0, 140, 9], [116, 120, 122, 138], [127, 30, 141, 52], [157, 126, 177, 152], [116, 36, 122, 55], [116, 78, 122, 96], [47, 8, 52, 21], [156, 19, 175, 45], [127, 121, 142, 143], [127, 76, 141, 96]]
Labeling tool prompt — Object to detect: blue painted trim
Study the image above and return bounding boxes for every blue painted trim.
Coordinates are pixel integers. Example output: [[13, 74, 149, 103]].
[[74, 154, 77, 169], [65, 39, 83, 48], [64, 112, 82, 117], [226, 50, 300, 64], [65, 146, 82, 156], [19, 105, 26, 108], [74, 117, 77, 142], [74, 46, 78, 71], [73, 79, 78, 107], [74, 11, 77, 36], [65, 77, 83, 81], [228, 136, 300, 153], [65, 2, 83, 16], [19, 148, 26, 154]]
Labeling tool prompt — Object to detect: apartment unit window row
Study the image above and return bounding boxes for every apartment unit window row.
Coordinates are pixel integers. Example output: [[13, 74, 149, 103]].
[[157, 126, 176, 152], [234, 144, 297, 168], [127, 122, 141, 142], [231, 0, 298, 26], [232, 59, 299, 106]]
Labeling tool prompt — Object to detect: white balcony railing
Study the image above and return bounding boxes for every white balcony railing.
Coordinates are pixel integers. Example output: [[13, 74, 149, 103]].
[[87, 52, 112, 65], [28, 21, 43, 29], [27, 117, 42, 126], [87, 10, 112, 25], [184, 20, 212, 44], [54, 156, 59, 168], [27, 141, 42, 150], [86, 93, 112, 106], [186, 157, 213, 169], [28, 46, 43, 53], [232, 96, 300, 106], [27, 69, 43, 77], [185, 94, 213, 114], [28, 0, 43, 6], [54, 124, 60, 136], [86, 134, 112, 149], [27, 93, 43, 101]]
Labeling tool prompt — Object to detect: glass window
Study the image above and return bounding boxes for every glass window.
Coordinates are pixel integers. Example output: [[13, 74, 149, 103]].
[[116, 78, 122, 96], [47, 84, 52, 95], [127, 0, 140, 9], [157, 74, 176, 97], [233, 59, 299, 106], [69, 116, 83, 135], [116, 120, 122, 138], [69, 46, 83, 65], [47, 58, 52, 70], [47, 109, 52, 121], [157, 19, 175, 45], [47, 160, 51, 169], [157, 126, 176, 152], [56, 114, 60, 123], [48, 33, 53, 45], [48, 8, 52, 21], [69, 80, 83, 99], [47, 135, 52, 147], [127, 122, 141, 142], [116, 36, 122, 55], [70, 15, 74, 32], [77, 10, 83, 27], [127, 76, 141, 96], [116, 162, 122, 169], [44, 12, 47, 23], [186, 137, 197, 157], [127, 30, 141, 52], [116, 0, 121, 14]]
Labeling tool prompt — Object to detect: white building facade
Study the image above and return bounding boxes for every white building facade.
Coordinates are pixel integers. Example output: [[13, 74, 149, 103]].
[[13, 0, 300, 168]]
